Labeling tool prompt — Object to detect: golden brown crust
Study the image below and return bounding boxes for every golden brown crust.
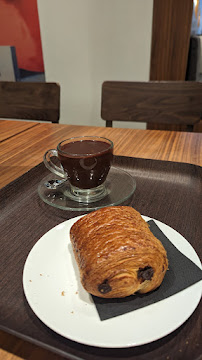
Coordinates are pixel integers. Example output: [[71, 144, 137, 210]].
[[70, 206, 168, 298]]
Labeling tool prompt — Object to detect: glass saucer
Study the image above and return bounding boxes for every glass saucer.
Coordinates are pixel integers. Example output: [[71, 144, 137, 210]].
[[38, 166, 136, 211]]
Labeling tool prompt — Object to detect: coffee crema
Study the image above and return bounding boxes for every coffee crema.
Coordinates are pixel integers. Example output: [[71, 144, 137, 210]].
[[58, 140, 113, 189]]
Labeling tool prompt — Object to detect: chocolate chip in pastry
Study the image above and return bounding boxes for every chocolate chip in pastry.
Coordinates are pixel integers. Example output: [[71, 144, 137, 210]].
[[70, 206, 168, 298]]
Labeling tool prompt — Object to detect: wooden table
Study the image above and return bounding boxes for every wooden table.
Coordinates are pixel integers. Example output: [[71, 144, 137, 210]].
[[0, 119, 38, 142], [0, 120, 201, 360]]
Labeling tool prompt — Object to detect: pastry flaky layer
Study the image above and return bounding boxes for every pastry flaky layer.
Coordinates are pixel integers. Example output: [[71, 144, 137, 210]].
[[70, 206, 168, 298]]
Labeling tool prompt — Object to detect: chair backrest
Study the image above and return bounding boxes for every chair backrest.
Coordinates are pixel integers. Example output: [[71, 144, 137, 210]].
[[0, 81, 60, 123], [101, 81, 202, 131]]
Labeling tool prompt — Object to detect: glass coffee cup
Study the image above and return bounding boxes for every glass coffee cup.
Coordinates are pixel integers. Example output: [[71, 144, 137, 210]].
[[43, 136, 114, 203]]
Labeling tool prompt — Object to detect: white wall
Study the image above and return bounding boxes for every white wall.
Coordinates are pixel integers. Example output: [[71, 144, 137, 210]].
[[37, 0, 153, 128]]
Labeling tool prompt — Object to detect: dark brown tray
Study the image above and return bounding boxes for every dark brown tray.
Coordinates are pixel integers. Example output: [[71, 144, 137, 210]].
[[0, 156, 201, 360]]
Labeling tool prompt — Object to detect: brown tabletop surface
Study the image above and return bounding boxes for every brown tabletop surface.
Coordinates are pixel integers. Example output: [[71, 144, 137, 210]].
[[0, 120, 39, 143], [0, 120, 201, 360]]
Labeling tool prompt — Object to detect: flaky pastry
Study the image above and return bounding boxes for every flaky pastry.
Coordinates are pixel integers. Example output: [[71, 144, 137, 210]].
[[70, 206, 168, 298]]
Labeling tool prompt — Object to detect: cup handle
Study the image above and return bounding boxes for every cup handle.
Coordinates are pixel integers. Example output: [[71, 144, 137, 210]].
[[43, 149, 67, 179]]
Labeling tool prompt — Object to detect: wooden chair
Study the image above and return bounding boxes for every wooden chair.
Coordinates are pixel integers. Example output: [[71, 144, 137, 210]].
[[101, 81, 202, 132], [0, 81, 60, 123]]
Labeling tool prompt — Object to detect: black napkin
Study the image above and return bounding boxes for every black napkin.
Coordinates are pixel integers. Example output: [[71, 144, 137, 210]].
[[92, 220, 202, 321]]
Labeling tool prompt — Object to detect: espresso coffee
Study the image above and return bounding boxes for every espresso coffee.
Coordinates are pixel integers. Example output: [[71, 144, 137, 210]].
[[58, 140, 113, 189]]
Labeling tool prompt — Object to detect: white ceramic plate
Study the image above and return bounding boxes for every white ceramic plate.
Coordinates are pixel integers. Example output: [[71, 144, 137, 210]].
[[23, 216, 202, 348]]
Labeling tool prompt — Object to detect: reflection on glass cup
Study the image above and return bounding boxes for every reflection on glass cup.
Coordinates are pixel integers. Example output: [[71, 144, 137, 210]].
[[43, 136, 114, 203]]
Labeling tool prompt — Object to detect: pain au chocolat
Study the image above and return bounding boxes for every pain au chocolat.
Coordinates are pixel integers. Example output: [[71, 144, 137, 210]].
[[70, 206, 168, 298]]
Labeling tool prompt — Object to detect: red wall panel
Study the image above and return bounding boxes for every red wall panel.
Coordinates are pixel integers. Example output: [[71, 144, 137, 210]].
[[0, 0, 44, 72]]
